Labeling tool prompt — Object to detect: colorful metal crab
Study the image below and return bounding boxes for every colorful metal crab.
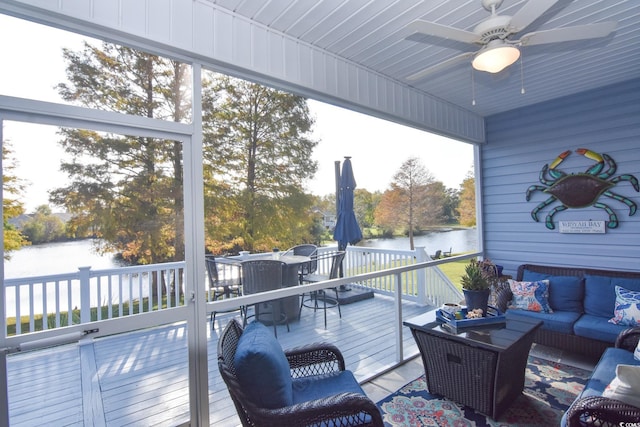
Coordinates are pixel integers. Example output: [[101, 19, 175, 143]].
[[526, 148, 639, 229]]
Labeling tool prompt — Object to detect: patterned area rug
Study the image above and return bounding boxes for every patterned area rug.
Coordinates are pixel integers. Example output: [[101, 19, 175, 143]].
[[377, 356, 589, 426]]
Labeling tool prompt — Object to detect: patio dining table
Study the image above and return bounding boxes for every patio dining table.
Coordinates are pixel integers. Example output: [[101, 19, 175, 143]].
[[216, 253, 311, 320]]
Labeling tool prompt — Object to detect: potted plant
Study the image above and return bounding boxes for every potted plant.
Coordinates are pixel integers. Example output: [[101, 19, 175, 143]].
[[460, 259, 492, 316]]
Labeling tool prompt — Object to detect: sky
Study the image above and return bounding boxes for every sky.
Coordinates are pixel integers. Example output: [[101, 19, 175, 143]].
[[0, 15, 474, 212]]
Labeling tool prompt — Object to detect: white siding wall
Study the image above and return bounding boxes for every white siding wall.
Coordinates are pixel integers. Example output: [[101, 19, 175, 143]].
[[1, 0, 485, 143], [482, 78, 640, 276]]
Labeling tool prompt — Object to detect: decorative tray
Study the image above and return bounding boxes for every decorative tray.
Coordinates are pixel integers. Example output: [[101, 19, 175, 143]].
[[436, 306, 506, 329]]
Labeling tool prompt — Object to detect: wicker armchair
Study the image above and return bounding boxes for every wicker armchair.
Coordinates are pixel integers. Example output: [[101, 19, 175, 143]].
[[217, 319, 383, 427], [565, 327, 640, 426]]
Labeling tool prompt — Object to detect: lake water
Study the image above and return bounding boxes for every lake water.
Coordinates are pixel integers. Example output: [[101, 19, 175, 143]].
[[4, 228, 478, 279], [4, 239, 121, 279], [358, 228, 478, 254]]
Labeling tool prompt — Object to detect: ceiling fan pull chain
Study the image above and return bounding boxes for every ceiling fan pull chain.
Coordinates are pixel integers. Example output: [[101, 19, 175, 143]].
[[520, 53, 526, 95], [471, 68, 476, 106]]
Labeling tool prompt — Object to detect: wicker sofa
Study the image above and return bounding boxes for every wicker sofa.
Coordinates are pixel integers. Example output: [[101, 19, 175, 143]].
[[561, 327, 640, 426], [501, 264, 640, 360]]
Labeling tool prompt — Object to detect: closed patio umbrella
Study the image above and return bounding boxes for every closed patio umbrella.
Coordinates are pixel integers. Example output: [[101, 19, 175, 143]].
[[333, 157, 362, 287]]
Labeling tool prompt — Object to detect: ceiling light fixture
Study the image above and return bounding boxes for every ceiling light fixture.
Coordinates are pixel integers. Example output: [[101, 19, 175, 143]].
[[472, 39, 520, 73]]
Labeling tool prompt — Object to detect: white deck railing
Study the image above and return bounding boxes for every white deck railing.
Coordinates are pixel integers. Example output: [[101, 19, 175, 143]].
[[317, 245, 462, 305], [4, 247, 468, 336]]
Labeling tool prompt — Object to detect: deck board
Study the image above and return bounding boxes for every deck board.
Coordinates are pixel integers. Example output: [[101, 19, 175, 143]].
[[7, 293, 428, 426]]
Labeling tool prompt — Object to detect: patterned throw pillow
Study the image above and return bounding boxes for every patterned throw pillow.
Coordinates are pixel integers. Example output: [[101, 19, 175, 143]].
[[508, 279, 553, 313], [609, 285, 640, 326]]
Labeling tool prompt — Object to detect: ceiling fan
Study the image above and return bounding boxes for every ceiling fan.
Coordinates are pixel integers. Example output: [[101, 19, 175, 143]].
[[406, 0, 617, 81]]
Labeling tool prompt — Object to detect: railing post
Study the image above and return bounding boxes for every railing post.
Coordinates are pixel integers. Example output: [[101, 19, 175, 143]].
[[415, 247, 428, 304], [78, 266, 92, 324], [394, 272, 403, 363]]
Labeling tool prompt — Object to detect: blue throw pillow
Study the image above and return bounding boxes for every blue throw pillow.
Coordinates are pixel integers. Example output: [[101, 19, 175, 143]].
[[522, 270, 584, 312], [609, 286, 640, 326], [234, 321, 293, 408]]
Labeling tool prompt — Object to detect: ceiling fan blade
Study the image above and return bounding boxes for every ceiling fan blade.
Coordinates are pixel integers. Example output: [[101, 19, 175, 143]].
[[519, 21, 617, 46], [509, 0, 561, 33], [406, 52, 475, 81], [407, 20, 479, 44]]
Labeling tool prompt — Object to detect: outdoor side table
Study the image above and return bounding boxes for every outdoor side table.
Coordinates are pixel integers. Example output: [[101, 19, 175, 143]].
[[404, 311, 541, 420]]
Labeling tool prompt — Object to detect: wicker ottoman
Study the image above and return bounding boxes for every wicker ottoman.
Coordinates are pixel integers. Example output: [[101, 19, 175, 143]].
[[404, 311, 541, 419]]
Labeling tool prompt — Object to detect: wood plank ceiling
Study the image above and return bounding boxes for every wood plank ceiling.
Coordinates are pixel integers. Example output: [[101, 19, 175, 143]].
[[206, 0, 640, 117]]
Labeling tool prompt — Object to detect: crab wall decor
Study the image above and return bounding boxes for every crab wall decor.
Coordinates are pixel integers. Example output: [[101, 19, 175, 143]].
[[526, 149, 639, 230]]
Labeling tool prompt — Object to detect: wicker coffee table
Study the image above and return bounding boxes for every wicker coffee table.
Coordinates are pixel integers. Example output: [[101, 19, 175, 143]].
[[404, 310, 541, 419]]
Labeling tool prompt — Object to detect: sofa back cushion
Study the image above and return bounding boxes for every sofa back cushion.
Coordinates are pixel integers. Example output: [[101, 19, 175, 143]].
[[584, 275, 640, 318], [522, 270, 584, 313], [234, 321, 293, 408]]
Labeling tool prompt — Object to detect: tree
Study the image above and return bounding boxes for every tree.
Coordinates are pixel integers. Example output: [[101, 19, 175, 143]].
[[201, 74, 319, 253], [352, 188, 382, 238], [442, 187, 460, 224], [2, 141, 29, 257], [21, 205, 67, 244], [51, 42, 190, 269], [458, 168, 476, 227], [374, 157, 444, 249]]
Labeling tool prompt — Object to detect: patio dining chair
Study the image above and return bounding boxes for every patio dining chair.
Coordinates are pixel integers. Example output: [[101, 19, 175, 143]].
[[282, 243, 318, 283], [241, 259, 290, 337], [206, 255, 242, 329], [217, 319, 383, 427], [299, 251, 346, 328]]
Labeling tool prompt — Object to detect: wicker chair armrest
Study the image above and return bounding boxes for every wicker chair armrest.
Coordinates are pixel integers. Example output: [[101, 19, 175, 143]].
[[250, 392, 384, 427], [285, 342, 346, 376], [615, 326, 640, 352], [565, 395, 640, 426]]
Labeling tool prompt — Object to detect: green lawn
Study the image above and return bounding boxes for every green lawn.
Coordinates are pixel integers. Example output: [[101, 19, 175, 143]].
[[437, 256, 469, 291], [6, 294, 184, 336]]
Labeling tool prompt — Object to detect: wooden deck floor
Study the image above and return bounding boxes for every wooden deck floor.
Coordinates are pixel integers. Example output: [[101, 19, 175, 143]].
[[7, 293, 427, 426]]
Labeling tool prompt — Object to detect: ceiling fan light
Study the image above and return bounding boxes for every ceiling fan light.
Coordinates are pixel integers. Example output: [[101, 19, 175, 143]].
[[472, 43, 520, 73]]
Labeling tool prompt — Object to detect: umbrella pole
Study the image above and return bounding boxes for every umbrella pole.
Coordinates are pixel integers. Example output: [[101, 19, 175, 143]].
[[334, 160, 340, 214], [335, 160, 350, 290]]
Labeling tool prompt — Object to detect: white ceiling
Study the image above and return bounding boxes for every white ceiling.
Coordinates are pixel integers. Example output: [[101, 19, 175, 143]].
[[207, 0, 640, 117]]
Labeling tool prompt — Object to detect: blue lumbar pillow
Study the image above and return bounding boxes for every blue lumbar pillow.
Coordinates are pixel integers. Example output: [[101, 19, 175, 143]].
[[234, 321, 293, 408]]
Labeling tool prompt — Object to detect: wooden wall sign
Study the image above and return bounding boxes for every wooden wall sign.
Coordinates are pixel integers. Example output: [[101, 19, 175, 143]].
[[558, 221, 606, 234]]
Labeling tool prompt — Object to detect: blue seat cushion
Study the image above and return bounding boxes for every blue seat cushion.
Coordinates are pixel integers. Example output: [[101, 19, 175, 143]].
[[506, 308, 579, 334], [292, 370, 365, 404], [573, 314, 629, 344], [234, 321, 293, 408], [579, 347, 639, 399], [584, 274, 640, 318], [522, 271, 584, 313], [562, 347, 639, 427]]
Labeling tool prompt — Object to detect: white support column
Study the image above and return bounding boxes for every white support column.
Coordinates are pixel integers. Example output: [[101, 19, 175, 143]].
[[474, 144, 485, 256], [185, 63, 209, 426], [0, 116, 8, 427]]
